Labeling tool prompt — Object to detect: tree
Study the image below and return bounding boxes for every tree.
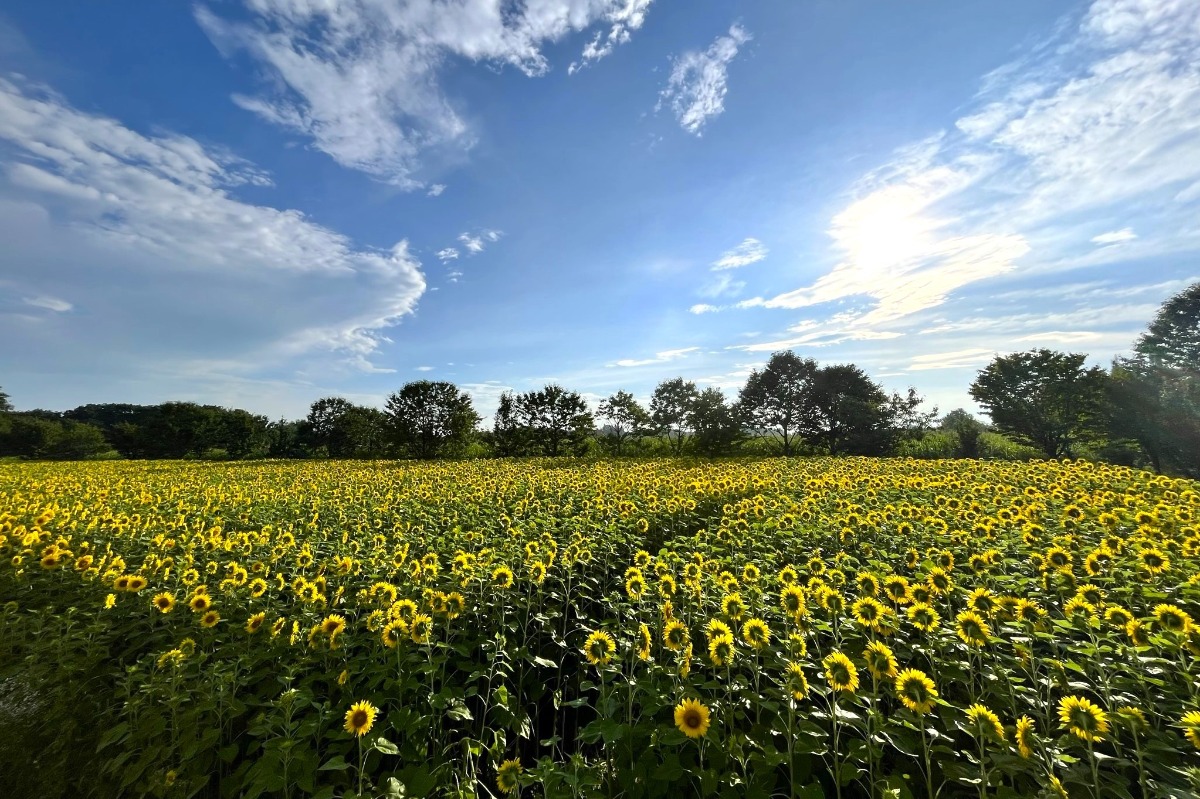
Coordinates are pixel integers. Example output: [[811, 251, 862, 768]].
[[736, 351, 818, 456], [491, 392, 526, 457], [386, 381, 480, 459], [1109, 283, 1200, 476], [0, 386, 11, 413], [650, 378, 699, 456], [299, 398, 389, 458], [514, 384, 594, 456], [940, 409, 985, 459], [969, 349, 1107, 458], [597, 391, 653, 455], [806, 364, 894, 455], [688, 387, 744, 456]]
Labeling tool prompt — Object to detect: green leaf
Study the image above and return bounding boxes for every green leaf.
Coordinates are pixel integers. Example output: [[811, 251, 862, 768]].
[[318, 755, 352, 771], [374, 736, 400, 755]]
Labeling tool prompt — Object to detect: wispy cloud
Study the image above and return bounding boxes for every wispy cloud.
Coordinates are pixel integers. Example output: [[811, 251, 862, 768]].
[[23, 295, 72, 312], [712, 237, 767, 270], [658, 24, 750, 135], [907, 348, 997, 371], [457, 229, 502, 255], [197, 1, 659, 185], [1091, 227, 1137, 245], [738, 0, 1200, 351], [426, 184, 446, 197], [569, 0, 655, 74], [437, 248, 460, 262], [609, 346, 699, 368], [689, 303, 720, 314]]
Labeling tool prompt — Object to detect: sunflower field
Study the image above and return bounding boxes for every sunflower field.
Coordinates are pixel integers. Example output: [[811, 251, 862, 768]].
[[2, 458, 1200, 799]]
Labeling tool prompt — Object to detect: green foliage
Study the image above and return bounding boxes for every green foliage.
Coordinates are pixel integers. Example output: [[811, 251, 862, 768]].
[[597, 390, 653, 456], [493, 385, 595, 456], [385, 381, 480, 460], [650, 378, 700, 456], [688, 387, 744, 456], [969, 349, 1108, 458]]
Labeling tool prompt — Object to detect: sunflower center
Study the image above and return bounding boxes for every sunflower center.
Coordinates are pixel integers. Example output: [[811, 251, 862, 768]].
[[683, 709, 702, 729], [350, 710, 368, 728]]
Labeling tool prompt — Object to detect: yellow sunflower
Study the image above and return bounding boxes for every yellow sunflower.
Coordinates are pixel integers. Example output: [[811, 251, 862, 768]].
[[741, 618, 770, 650], [674, 698, 711, 738], [894, 668, 937, 714], [862, 641, 897, 680], [343, 700, 378, 737], [966, 704, 1005, 742], [583, 630, 616, 666], [496, 758, 522, 795], [1015, 715, 1035, 758], [1058, 695, 1109, 742], [823, 651, 859, 694]]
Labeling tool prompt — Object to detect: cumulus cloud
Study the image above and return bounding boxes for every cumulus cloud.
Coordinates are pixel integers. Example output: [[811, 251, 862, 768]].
[[0, 75, 425, 379], [197, 1, 659, 184], [658, 24, 750, 135]]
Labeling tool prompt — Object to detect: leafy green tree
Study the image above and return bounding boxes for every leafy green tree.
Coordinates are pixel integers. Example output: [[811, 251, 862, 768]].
[[299, 398, 389, 458], [805, 364, 893, 455], [688, 387, 744, 456], [736, 351, 818, 456], [1109, 283, 1200, 476], [650, 378, 699, 456], [969, 349, 1107, 458], [0, 386, 11, 412], [491, 392, 526, 457], [940, 409, 986, 459], [386, 381, 480, 459], [513, 384, 594, 456], [597, 390, 653, 455]]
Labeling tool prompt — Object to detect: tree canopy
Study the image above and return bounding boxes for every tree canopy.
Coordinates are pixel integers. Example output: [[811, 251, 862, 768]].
[[969, 349, 1107, 458], [385, 381, 480, 459]]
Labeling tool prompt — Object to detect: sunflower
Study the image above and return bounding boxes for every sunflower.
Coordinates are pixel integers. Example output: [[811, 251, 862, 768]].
[[784, 662, 809, 700], [722, 593, 746, 620], [926, 567, 953, 594], [625, 574, 647, 600], [708, 634, 735, 667], [444, 591, 466, 619], [1104, 606, 1133, 628], [1115, 706, 1148, 734], [492, 566, 514, 589], [1058, 695, 1109, 742], [966, 704, 1006, 742], [851, 597, 886, 630], [343, 700, 378, 737], [1126, 618, 1150, 647], [780, 585, 806, 618], [956, 610, 990, 647], [1179, 710, 1200, 749], [496, 758, 522, 795], [1015, 598, 1044, 625], [1140, 547, 1169, 574], [862, 641, 897, 680], [381, 619, 407, 648], [409, 613, 433, 644], [664, 619, 689, 651], [188, 594, 211, 613], [907, 602, 940, 632], [967, 587, 995, 615], [152, 593, 175, 614], [894, 668, 937, 714], [583, 630, 616, 666], [706, 618, 733, 644], [1076, 584, 1104, 607], [823, 651, 859, 694], [637, 623, 652, 661], [1014, 715, 1035, 758], [200, 610, 221, 628], [1153, 603, 1193, 634], [883, 576, 910, 604], [390, 598, 418, 621], [320, 614, 347, 637], [674, 698, 711, 738], [741, 618, 770, 650], [245, 611, 266, 634]]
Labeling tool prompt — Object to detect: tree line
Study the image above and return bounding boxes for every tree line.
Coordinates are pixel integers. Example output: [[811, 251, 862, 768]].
[[1, 282, 1196, 475]]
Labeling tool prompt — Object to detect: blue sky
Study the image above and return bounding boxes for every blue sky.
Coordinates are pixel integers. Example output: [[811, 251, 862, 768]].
[[1, 0, 1197, 422]]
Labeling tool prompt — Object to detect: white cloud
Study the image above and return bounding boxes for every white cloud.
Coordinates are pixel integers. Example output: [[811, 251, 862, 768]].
[[437, 247, 460, 261], [743, 0, 1200, 350], [197, 1, 658, 184], [0, 75, 425, 374], [1091, 227, 1137, 245], [23, 295, 72, 312], [569, 0, 654, 73], [712, 237, 767, 270], [698, 272, 745, 299], [415, 365, 434, 371], [426, 183, 446, 197], [457, 229, 502, 255], [609, 346, 699, 368], [689, 303, 720, 314], [658, 24, 750, 135], [907, 348, 997, 371]]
